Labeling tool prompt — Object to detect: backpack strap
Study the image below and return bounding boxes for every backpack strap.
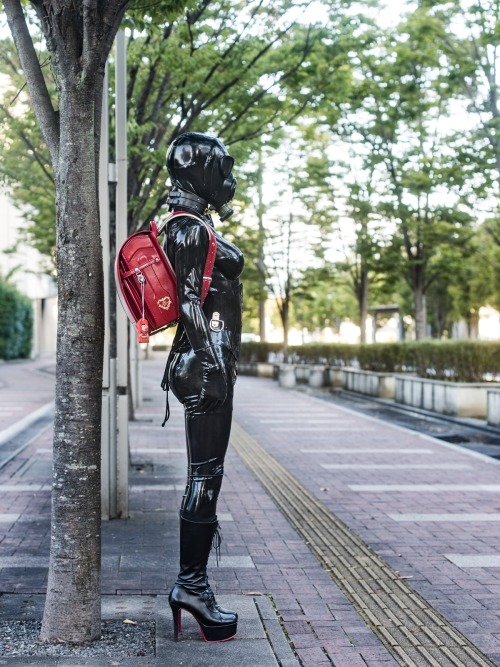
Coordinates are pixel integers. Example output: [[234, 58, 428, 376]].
[[155, 211, 217, 304]]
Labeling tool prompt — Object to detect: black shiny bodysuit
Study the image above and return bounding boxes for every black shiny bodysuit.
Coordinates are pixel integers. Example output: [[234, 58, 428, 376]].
[[164, 212, 244, 523]]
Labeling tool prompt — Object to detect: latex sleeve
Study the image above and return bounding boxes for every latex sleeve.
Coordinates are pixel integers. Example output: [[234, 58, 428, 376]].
[[172, 218, 227, 409]]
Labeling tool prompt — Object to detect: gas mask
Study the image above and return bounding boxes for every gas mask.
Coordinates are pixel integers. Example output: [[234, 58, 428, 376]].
[[166, 133, 237, 221]]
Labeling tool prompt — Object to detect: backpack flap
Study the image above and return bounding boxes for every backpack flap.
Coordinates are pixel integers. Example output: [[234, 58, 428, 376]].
[[115, 225, 180, 337]]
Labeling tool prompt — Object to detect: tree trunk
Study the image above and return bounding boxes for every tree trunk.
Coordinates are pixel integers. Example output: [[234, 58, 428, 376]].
[[281, 299, 289, 362], [40, 80, 104, 644], [256, 149, 266, 342], [359, 269, 368, 344], [258, 298, 266, 342], [414, 272, 427, 340]]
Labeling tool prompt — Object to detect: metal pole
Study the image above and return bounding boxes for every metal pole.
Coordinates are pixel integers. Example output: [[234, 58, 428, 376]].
[[115, 29, 129, 518], [99, 62, 111, 520]]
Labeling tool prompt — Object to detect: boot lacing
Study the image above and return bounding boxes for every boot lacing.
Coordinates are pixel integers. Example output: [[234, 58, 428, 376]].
[[212, 521, 222, 566]]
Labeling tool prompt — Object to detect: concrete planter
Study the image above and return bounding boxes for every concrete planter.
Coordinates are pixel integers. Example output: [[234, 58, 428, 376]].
[[308, 365, 327, 388], [487, 389, 500, 426], [395, 375, 497, 418], [237, 362, 274, 378], [256, 362, 274, 378], [344, 368, 395, 399], [295, 364, 310, 383], [278, 364, 296, 388], [326, 366, 344, 389]]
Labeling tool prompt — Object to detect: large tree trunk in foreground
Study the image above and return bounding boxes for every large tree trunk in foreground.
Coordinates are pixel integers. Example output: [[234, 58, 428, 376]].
[[40, 82, 105, 643], [4, 0, 129, 644]]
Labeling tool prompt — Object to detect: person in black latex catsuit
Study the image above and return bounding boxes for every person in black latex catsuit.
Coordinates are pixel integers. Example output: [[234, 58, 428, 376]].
[[162, 133, 244, 643]]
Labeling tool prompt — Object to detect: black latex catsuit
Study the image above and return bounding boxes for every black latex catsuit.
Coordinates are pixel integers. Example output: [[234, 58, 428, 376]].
[[164, 215, 244, 522], [162, 132, 242, 642]]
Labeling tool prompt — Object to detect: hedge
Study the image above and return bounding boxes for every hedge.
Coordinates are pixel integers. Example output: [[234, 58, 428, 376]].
[[239, 340, 500, 383], [0, 280, 33, 360]]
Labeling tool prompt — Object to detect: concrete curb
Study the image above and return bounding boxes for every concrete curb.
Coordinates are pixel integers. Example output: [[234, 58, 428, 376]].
[[0, 401, 55, 448]]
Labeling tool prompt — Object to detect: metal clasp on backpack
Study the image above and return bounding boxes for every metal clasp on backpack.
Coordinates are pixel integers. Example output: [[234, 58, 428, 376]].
[[209, 312, 224, 332]]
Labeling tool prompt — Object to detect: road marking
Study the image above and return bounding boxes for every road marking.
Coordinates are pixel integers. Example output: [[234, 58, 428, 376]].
[[349, 484, 500, 492], [302, 448, 434, 454], [322, 463, 471, 470], [390, 513, 500, 522], [259, 418, 340, 423], [445, 554, 500, 568], [270, 426, 368, 432]]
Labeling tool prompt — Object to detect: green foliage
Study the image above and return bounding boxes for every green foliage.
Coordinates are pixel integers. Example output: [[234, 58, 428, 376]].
[[239, 341, 283, 362], [0, 278, 33, 360], [124, 0, 338, 233], [288, 343, 359, 366], [0, 38, 56, 262]]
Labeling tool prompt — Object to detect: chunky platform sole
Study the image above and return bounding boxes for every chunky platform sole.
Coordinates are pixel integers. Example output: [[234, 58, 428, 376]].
[[170, 603, 238, 642]]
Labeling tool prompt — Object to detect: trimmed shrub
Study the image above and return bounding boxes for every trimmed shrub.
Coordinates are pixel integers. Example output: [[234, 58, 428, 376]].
[[240, 340, 500, 383], [404, 340, 500, 382], [0, 280, 33, 360], [288, 343, 359, 367], [239, 341, 283, 362]]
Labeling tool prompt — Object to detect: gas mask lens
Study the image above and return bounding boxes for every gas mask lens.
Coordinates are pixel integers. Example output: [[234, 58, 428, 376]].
[[219, 155, 234, 178]]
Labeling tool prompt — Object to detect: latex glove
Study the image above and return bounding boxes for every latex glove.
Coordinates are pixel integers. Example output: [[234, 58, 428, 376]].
[[197, 363, 227, 413]]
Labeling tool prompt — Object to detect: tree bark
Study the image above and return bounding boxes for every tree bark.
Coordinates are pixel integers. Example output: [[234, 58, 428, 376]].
[[40, 79, 104, 644], [256, 148, 266, 342], [359, 269, 368, 344], [414, 272, 427, 340], [281, 297, 289, 362]]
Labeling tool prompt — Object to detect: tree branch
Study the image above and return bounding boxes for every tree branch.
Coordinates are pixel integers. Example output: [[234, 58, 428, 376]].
[[0, 103, 54, 184], [4, 0, 59, 167]]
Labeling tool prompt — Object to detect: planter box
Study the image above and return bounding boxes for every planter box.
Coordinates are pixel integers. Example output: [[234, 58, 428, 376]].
[[295, 364, 310, 383], [327, 366, 344, 389], [344, 368, 395, 399], [278, 364, 296, 388], [237, 362, 274, 378], [309, 365, 327, 388], [256, 362, 274, 378], [487, 389, 500, 426], [395, 375, 497, 418]]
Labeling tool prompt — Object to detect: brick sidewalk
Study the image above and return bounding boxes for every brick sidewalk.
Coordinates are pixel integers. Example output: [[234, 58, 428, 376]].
[[3, 356, 500, 665], [233, 377, 500, 665], [0, 358, 55, 435]]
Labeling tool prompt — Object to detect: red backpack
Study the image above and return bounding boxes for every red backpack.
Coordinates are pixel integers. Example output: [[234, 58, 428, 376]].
[[115, 211, 217, 343]]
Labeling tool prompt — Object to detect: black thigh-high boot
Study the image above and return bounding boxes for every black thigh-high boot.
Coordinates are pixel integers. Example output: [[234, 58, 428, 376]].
[[169, 514, 238, 642]]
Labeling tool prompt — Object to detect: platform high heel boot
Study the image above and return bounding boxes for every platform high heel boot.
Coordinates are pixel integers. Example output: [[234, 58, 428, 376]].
[[169, 514, 238, 642]]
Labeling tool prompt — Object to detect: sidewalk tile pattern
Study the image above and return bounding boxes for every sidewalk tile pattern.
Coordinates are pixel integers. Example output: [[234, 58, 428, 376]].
[[3, 358, 500, 665]]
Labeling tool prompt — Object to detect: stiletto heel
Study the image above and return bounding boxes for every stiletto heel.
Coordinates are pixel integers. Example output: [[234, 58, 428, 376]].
[[170, 603, 181, 641], [169, 583, 237, 642]]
